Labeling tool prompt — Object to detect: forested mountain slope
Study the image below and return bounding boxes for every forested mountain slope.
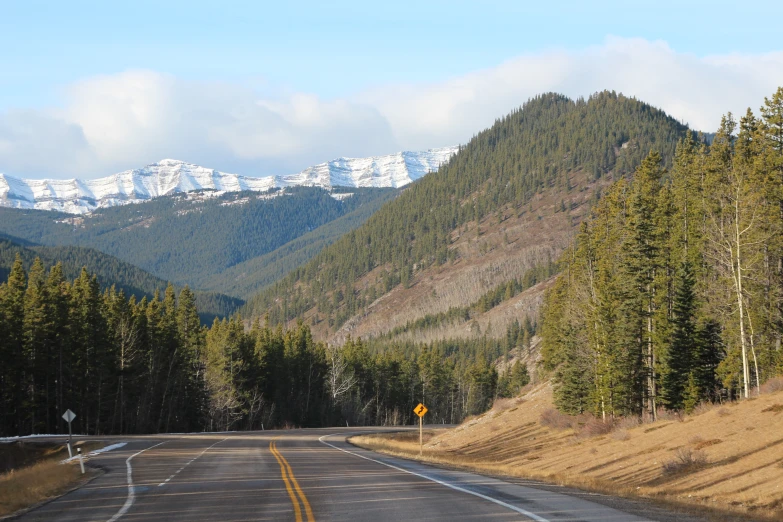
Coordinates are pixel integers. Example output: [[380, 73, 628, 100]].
[[245, 92, 690, 342], [0, 238, 241, 321], [199, 188, 399, 298], [0, 187, 396, 295]]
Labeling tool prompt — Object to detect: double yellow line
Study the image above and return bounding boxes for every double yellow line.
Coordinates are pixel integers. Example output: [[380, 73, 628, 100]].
[[270, 438, 315, 522]]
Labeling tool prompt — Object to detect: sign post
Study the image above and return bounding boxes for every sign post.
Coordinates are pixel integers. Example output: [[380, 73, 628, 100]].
[[62, 409, 76, 458], [413, 403, 428, 456]]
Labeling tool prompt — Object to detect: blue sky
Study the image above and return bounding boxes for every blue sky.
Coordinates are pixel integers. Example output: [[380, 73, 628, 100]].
[[1, 1, 782, 179]]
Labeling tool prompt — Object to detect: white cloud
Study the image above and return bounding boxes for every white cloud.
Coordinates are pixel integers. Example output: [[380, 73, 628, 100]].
[[1, 37, 782, 179], [365, 37, 783, 150]]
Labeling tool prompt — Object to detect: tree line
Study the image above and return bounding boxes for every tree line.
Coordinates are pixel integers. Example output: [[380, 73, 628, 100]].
[[0, 238, 243, 322], [540, 88, 783, 419], [0, 255, 523, 436]]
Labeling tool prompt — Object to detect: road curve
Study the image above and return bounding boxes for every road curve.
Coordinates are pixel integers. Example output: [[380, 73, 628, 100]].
[[13, 428, 709, 521]]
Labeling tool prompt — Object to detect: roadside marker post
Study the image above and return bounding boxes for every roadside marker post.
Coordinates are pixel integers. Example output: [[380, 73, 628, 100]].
[[62, 409, 76, 458], [77, 447, 85, 474], [413, 403, 428, 456]]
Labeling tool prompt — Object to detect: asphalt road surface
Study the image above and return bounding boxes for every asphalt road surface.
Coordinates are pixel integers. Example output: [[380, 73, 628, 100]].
[[14, 428, 710, 522]]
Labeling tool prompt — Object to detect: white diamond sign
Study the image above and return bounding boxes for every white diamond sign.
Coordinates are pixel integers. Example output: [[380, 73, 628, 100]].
[[62, 409, 76, 423]]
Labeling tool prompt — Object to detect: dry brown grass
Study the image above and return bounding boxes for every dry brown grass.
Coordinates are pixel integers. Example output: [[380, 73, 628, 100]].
[[693, 439, 722, 450], [0, 441, 100, 517], [761, 404, 783, 414], [0, 459, 89, 516], [352, 431, 440, 459], [351, 382, 783, 521], [611, 429, 631, 441]]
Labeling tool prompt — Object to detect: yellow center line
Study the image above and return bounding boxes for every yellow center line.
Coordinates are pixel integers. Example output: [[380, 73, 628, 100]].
[[270, 438, 315, 521], [280, 446, 315, 522], [271, 439, 302, 522]]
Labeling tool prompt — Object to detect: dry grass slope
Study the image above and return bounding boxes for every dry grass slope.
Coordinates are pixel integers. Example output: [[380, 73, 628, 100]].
[[352, 384, 783, 521], [0, 441, 99, 518]]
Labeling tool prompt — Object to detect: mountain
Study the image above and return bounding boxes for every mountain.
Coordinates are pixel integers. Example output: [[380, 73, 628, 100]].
[[0, 148, 456, 214], [197, 188, 399, 298], [244, 91, 691, 344], [0, 186, 398, 297], [0, 237, 242, 322]]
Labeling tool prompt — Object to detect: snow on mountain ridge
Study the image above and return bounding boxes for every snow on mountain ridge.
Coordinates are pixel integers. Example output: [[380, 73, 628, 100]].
[[0, 147, 456, 215]]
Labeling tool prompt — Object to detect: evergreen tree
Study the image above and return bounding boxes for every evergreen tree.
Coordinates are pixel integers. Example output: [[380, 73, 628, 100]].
[[3, 255, 26, 434], [661, 262, 698, 410], [682, 372, 700, 413], [497, 361, 530, 398]]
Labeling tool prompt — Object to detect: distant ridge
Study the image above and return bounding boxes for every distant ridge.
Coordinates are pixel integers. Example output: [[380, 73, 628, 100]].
[[0, 147, 457, 214]]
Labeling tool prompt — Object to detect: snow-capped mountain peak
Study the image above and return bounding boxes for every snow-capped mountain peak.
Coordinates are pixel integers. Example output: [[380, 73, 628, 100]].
[[0, 147, 457, 215]]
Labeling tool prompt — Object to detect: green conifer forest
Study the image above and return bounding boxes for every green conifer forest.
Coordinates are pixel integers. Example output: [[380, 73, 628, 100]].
[[540, 88, 783, 419], [0, 256, 505, 436]]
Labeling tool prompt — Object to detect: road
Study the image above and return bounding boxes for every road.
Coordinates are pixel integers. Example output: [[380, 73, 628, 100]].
[[14, 428, 709, 522]]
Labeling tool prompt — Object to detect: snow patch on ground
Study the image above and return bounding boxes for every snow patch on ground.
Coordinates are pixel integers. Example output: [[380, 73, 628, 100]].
[[0, 434, 87, 443], [60, 442, 127, 463]]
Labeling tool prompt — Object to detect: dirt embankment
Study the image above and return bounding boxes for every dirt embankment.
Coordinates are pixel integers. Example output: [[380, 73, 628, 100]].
[[352, 383, 783, 521]]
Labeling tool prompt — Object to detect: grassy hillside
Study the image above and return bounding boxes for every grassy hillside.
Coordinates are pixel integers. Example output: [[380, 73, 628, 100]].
[[354, 380, 783, 521], [0, 186, 396, 294], [245, 91, 690, 340], [0, 239, 242, 322]]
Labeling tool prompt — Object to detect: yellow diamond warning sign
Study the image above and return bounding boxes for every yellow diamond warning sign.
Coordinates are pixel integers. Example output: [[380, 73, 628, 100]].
[[414, 403, 428, 417]]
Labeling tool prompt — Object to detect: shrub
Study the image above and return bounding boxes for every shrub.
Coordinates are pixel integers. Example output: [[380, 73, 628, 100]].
[[539, 408, 575, 430], [615, 416, 642, 430], [577, 417, 615, 438], [690, 402, 716, 417], [761, 376, 783, 394], [655, 409, 683, 422], [662, 448, 708, 474]]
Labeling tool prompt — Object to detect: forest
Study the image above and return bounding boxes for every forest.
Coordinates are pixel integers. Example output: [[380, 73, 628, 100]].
[[0, 256, 527, 436], [541, 88, 783, 419]]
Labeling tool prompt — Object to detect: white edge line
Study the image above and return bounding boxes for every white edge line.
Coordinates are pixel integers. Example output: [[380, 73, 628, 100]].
[[318, 433, 549, 522], [107, 440, 168, 522]]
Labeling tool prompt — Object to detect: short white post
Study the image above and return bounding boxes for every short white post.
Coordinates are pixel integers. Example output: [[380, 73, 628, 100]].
[[67, 441, 73, 459], [77, 447, 85, 474]]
